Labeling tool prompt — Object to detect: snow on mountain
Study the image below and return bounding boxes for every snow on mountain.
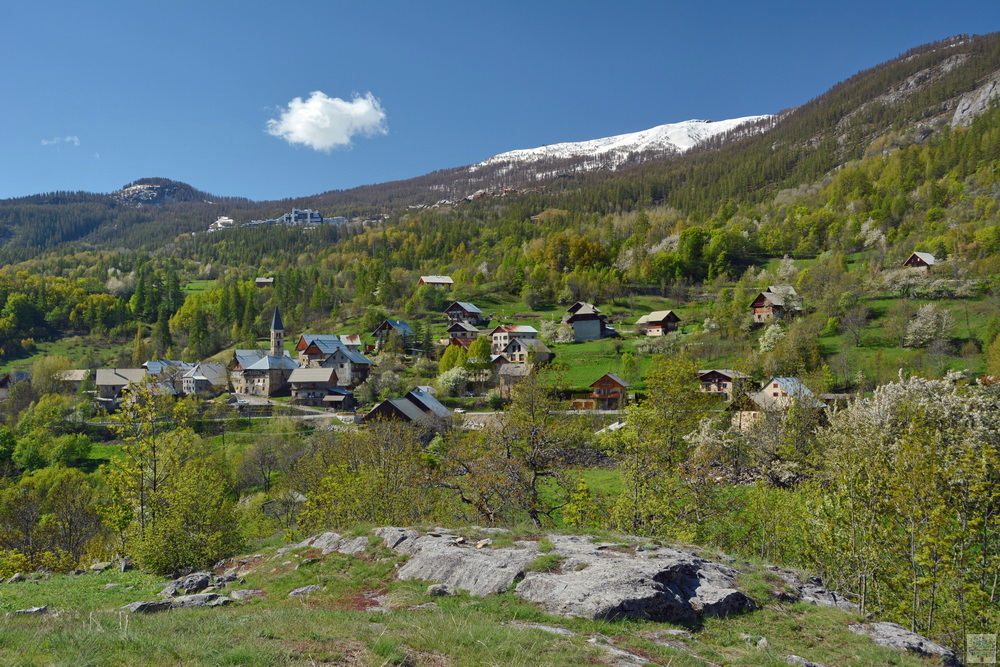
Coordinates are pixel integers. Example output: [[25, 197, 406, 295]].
[[471, 115, 772, 173]]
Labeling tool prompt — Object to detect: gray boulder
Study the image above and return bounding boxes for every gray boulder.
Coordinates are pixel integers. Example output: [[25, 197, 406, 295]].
[[847, 622, 961, 666], [785, 656, 829, 667], [288, 584, 324, 597], [515, 535, 757, 622], [375, 527, 420, 553], [171, 593, 222, 608], [5, 572, 25, 584], [768, 567, 858, 611], [176, 572, 212, 593], [229, 588, 265, 601], [9, 606, 48, 615], [122, 600, 173, 614], [427, 583, 457, 597], [394, 533, 539, 596]]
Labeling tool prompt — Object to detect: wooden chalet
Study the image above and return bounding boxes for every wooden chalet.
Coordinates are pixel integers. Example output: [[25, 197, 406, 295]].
[[697, 369, 751, 400], [444, 301, 487, 327], [372, 319, 415, 348], [750, 286, 800, 323], [446, 321, 480, 348], [418, 275, 454, 288], [902, 251, 936, 273], [635, 310, 680, 336], [363, 389, 452, 423], [588, 372, 630, 410]]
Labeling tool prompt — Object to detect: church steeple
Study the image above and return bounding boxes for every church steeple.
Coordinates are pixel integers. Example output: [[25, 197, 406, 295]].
[[270, 307, 284, 356]]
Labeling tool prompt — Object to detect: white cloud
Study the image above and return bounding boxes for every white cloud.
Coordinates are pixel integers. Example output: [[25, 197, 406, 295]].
[[266, 91, 387, 152], [41, 135, 80, 146]]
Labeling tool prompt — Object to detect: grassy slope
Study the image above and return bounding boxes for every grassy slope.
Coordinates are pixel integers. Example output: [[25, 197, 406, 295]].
[[0, 532, 938, 666]]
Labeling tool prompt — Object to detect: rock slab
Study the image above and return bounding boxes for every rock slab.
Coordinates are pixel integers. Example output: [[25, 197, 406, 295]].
[[848, 622, 961, 666]]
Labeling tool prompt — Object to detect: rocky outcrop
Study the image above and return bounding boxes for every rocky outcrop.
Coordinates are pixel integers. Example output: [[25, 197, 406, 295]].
[[768, 567, 859, 611], [848, 622, 962, 666], [515, 535, 756, 622], [278, 531, 371, 557], [393, 531, 539, 596], [378, 529, 757, 622], [952, 74, 1000, 127]]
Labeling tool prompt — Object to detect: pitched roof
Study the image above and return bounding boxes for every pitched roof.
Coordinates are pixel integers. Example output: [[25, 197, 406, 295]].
[[339, 334, 362, 347], [697, 369, 751, 380], [375, 319, 415, 337], [636, 310, 678, 325], [182, 362, 228, 386], [244, 355, 299, 371], [143, 360, 194, 376], [908, 251, 937, 265], [271, 307, 284, 331], [234, 349, 268, 369], [566, 301, 599, 315], [56, 369, 91, 382], [288, 368, 339, 384], [448, 321, 480, 333], [405, 389, 452, 419], [96, 368, 147, 386], [749, 376, 825, 410], [298, 334, 341, 349], [591, 372, 630, 388], [446, 301, 483, 314], [420, 275, 454, 284]]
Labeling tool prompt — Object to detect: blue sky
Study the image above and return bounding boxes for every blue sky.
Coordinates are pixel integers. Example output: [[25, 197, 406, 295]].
[[1, 1, 997, 201]]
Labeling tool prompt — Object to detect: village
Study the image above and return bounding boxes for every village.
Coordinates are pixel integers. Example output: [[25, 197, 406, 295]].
[[21, 250, 944, 432]]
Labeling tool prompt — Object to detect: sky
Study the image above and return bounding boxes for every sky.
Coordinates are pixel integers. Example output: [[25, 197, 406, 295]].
[[1, 1, 998, 201]]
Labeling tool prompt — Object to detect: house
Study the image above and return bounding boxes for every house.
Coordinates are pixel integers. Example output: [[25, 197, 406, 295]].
[[181, 362, 229, 396], [418, 275, 454, 288], [497, 363, 532, 398], [254, 277, 275, 288], [143, 360, 195, 394], [446, 321, 480, 347], [338, 334, 362, 351], [288, 368, 344, 408], [55, 369, 91, 393], [276, 208, 323, 225], [363, 388, 452, 423], [317, 346, 373, 387], [372, 319, 415, 349], [500, 338, 552, 365], [635, 310, 680, 336], [902, 251, 936, 272], [750, 286, 801, 323], [587, 372, 630, 410], [731, 376, 825, 429], [697, 369, 751, 400], [444, 301, 488, 327], [487, 324, 538, 355], [0, 372, 31, 401], [561, 301, 615, 342], [95, 368, 147, 400]]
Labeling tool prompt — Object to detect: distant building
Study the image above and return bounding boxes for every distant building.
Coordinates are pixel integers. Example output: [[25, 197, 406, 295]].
[[444, 301, 487, 327], [902, 251, 936, 272], [588, 372, 630, 410], [418, 275, 454, 288], [255, 277, 275, 288], [55, 369, 91, 393], [750, 286, 801, 323], [95, 369, 147, 400], [208, 216, 236, 232], [181, 362, 229, 396], [372, 319, 415, 349], [0, 372, 31, 401], [230, 308, 296, 396], [561, 301, 615, 342], [363, 388, 452, 423], [635, 310, 680, 336], [731, 376, 824, 429], [487, 324, 538, 355], [697, 369, 750, 400]]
